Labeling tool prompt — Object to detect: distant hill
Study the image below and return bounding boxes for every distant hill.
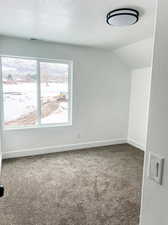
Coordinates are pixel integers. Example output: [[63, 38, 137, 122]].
[[2, 57, 68, 80]]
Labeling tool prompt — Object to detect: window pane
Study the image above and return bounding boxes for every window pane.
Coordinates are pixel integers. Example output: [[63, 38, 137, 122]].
[[40, 62, 69, 124], [2, 57, 37, 127]]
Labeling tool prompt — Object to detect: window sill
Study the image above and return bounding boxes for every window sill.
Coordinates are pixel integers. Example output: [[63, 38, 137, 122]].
[[4, 122, 72, 131]]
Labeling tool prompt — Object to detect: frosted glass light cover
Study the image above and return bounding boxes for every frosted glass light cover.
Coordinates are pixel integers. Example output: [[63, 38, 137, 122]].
[[107, 9, 139, 26], [108, 14, 137, 26]]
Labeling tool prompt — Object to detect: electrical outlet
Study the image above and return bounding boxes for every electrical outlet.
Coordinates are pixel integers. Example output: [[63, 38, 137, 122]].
[[148, 152, 164, 185]]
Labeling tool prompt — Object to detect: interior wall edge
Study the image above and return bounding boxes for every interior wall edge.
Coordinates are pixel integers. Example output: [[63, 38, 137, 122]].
[[127, 138, 146, 151]]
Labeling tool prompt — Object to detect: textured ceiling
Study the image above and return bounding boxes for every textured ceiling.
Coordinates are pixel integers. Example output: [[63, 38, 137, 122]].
[[0, 0, 157, 49]]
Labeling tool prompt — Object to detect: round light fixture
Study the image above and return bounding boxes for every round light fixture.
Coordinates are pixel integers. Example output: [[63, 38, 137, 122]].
[[106, 8, 139, 26]]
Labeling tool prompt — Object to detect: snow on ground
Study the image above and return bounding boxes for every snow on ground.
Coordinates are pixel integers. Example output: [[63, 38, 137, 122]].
[[3, 82, 68, 124], [41, 83, 68, 97], [4, 83, 37, 122], [41, 103, 68, 124]]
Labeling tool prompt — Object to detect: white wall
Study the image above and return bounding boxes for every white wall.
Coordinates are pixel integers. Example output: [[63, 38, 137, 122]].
[[128, 67, 152, 150], [114, 38, 154, 69], [0, 36, 131, 158], [140, 0, 168, 224]]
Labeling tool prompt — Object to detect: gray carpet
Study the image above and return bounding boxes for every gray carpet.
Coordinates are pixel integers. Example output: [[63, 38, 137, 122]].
[[0, 144, 144, 225]]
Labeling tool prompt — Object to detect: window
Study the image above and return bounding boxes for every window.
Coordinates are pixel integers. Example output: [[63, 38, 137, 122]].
[[0, 56, 72, 129]]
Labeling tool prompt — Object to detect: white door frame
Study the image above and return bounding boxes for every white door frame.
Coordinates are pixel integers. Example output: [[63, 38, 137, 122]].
[[0, 57, 3, 177]]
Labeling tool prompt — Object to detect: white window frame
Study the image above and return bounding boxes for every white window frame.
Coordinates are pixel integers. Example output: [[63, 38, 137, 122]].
[[0, 55, 73, 130]]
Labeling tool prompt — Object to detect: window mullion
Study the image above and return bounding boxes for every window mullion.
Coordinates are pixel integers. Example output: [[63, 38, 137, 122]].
[[37, 60, 41, 125]]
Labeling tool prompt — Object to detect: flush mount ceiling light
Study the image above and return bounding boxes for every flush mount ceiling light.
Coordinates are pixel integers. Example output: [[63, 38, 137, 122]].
[[106, 8, 139, 26]]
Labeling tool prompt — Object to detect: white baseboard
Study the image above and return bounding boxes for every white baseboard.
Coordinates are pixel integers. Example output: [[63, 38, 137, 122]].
[[127, 139, 146, 151], [3, 138, 127, 159]]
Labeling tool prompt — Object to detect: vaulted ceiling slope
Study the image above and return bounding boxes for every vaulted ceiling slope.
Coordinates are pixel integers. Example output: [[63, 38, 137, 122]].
[[114, 37, 154, 69], [0, 0, 156, 49]]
